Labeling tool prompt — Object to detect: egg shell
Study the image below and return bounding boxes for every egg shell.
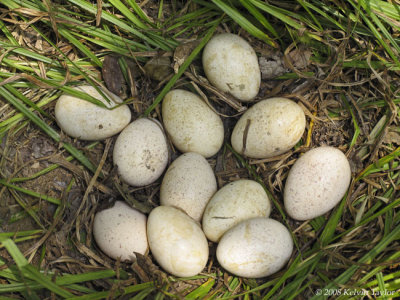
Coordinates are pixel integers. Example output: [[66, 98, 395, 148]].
[[162, 89, 224, 158], [231, 97, 306, 159], [284, 146, 352, 220], [217, 217, 293, 278], [147, 206, 209, 277], [113, 118, 168, 186], [55, 85, 131, 140], [160, 152, 217, 221], [202, 179, 271, 242], [93, 201, 148, 261], [202, 33, 261, 102]]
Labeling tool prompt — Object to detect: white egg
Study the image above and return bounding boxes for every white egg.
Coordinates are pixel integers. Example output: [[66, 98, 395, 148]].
[[113, 118, 168, 186], [231, 97, 306, 159], [93, 201, 148, 261], [147, 206, 209, 277], [217, 218, 293, 278], [284, 146, 352, 220], [160, 152, 217, 222], [162, 89, 224, 158], [202, 33, 260, 102], [55, 85, 131, 140], [202, 179, 271, 242]]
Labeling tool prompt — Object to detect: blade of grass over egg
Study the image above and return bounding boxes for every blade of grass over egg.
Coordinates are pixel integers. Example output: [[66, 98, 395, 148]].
[[0, 87, 97, 173], [143, 17, 222, 116]]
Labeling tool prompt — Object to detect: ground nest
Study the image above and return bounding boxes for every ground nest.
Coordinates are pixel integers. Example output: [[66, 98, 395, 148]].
[[1, 1, 400, 299]]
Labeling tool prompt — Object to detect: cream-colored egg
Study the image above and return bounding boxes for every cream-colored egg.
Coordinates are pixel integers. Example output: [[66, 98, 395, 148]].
[[202, 179, 271, 242], [160, 152, 217, 222], [217, 218, 293, 278], [93, 201, 148, 261], [162, 89, 224, 158], [284, 146, 351, 220], [202, 33, 260, 102], [231, 97, 306, 159], [113, 118, 168, 186], [55, 85, 131, 140], [147, 206, 209, 277]]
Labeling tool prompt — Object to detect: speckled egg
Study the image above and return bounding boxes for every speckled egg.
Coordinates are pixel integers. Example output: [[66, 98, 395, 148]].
[[216, 218, 293, 278], [113, 118, 168, 187], [147, 206, 209, 277], [284, 146, 352, 220], [231, 97, 306, 159], [202, 33, 260, 102], [162, 89, 224, 158], [202, 179, 271, 242], [55, 85, 131, 140], [160, 152, 217, 222], [93, 201, 148, 261]]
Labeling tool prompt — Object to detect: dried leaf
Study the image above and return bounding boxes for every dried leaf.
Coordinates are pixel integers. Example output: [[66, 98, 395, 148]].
[[173, 40, 200, 73], [286, 47, 312, 69], [102, 55, 127, 98], [259, 56, 287, 79], [143, 56, 173, 81]]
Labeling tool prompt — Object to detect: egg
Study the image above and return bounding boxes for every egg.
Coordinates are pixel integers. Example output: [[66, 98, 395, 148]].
[[202, 33, 260, 102], [113, 118, 168, 186], [160, 152, 217, 222], [231, 97, 306, 159], [55, 85, 131, 140], [284, 146, 352, 220], [202, 179, 271, 242], [216, 218, 293, 278], [162, 89, 224, 157], [93, 201, 148, 261], [147, 206, 209, 277]]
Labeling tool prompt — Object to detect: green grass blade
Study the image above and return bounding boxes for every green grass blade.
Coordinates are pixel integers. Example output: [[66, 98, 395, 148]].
[[0, 179, 61, 205], [211, 0, 276, 47], [109, 0, 148, 29], [0, 238, 74, 298], [185, 278, 215, 299], [57, 26, 102, 67], [310, 223, 400, 299], [144, 16, 222, 115], [0, 86, 97, 173]]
